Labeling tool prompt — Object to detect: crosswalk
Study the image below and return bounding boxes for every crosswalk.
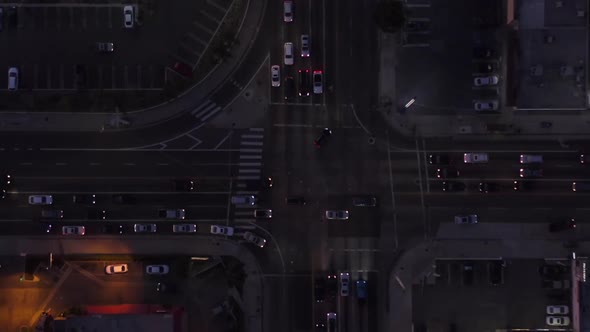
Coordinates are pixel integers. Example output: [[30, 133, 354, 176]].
[[233, 128, 265, 224], [190, 100, 222, 122]]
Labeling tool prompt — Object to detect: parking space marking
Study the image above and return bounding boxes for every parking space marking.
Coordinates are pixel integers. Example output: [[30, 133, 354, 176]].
[[108, 7, 113, 29], [136, 65, 142, 89], [33, 65, 39, 89], [47, 66, 52, 89], [82, 7, 88, 29], [69, 7, 74, 29], [192, 21, 214, 35], [59, 64, 65, 89], [124, 65, 129, 88], [97, 65, 104, 89], [207, 0, 227, 13], [149, 65, 155, 89], [187, 32, 208, 47], [43, 7, 48, 29]]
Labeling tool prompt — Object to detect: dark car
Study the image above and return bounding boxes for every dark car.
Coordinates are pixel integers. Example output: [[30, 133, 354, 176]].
[[463, 262, 474, 285], [488, 260, 504, 285], [473, 47, 496, 59], [405, 20, 429, 31], [102, 224, 123, 234], [284, 76, 295, 100], [314, 277, 326, 302], [442, 181, 465, 192], [580, 154, 590, 164], [96, 42, 114, 52], [539, 264, 569, 279], [75, 64, 87, 88], [428, 154, 450, 165], [261, 177, 273, 189], [436, 168, 459, 179], [87, 209, 107, 220], [286, 196, 306, 205], [156, 282, 176, 293], [519, 168, 543, 178], [326, 273, 338, 297], [549, 218, 576, 233], [479, 182, 499, 193], [112, 194, 137, 204], [173, 62, 193, 78], [352, 196, 377, 207], [73, 194, 96, 205], [41, 209, 64, 219], [0, 174, 11, 187], [298, 69, 310, 97], [513, 180, 533, 191], [476, 62, 496, 73], [173, 179, 194, 191], [313, 128, 332, 148]]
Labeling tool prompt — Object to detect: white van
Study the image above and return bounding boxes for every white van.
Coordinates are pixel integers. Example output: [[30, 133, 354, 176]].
[[283, 0, 293, 22], [519, 154, 543, 164], [284, 42, 294, 65], [7, 67, 18, 91]]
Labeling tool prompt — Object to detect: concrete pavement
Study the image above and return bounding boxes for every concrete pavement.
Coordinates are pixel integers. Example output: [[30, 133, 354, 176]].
[[0, 236, 263, 332], [0, 0, 267, 132]]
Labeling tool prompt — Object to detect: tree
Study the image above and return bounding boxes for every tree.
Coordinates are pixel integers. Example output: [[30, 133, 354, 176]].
[[374, 0, 406, 33]]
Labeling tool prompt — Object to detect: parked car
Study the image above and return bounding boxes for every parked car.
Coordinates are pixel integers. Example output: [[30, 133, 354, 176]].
[[284, 42, 294, 65], [488, 260, 504, 285], [479, 182, 499, 193], [519, 168, 543, 178], [352, 196, 377, 207], [210, 225, 234, 236], [436, 168, 459, 178], [29, 195, 53, 205], [134, 223, 156, 233], [474, 100, 499, 111], [173, 224, 197, 233], [41, 209, 64, 219], [271, 65, 281, 87], [473, 76, 499, 86], [442, 181, 465, 192], [454, 215, 478, 224], [428, 154, 450, 165], [173, 179, 194, 191], [146, 265, 169, 275], [462, 262, 474, 285], [546, 316, 570, 326], [243, 231, 266, 248], [105, 264, 128, 274], [325, 210, 349, 220], [88, 209, 107, 220], [62, 226, 85, 236], [123, 5, 134, 28], [7, 67, 18, 91], [340, 272, 350, 296], [546, 305, 569, 315], [539, 264, 569, 279], [286, 196, 306, 205], [314, 277, 326, 302], [96, 42, 114, 52], [112, 194, 137, 204]]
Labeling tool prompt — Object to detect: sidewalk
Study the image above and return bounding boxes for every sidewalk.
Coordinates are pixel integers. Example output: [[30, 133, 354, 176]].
[[0, 0, 266, 132], [386, 237, 585, 332], [378, 31, 590, 141]]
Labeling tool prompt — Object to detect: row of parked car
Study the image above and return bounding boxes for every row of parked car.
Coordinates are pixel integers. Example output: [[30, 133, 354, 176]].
[[472, 46, 501, 111]]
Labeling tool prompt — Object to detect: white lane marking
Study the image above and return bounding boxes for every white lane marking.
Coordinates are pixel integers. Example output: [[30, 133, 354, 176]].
[[214, 131, 233, 150], [241, 134, 264, 139], [239, 169, 261, 174], [240, 155, 262, 159], [249, 128, 264, 132]]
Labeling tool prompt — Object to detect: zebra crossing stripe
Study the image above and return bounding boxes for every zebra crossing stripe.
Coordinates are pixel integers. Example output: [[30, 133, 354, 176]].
[[241, 134, 263, 139], [239, 169, 261, 174], [195, 104, 220, 119], [249, 128, 264, 132], [237, 175, 260, 180], [241, 141, 263, 146], [200, 107, 221, 121], [234, 224, 257, 229], [239, 148, 262, 153], [239, 162, 262, 167], [239, 155, 262, 159], [190, 100, 214, 115]]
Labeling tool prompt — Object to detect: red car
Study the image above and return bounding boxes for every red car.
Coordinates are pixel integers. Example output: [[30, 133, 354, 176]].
[[173, 62, 193, 78]]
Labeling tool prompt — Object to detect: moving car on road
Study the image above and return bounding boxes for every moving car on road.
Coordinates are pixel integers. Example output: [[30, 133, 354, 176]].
[[173, 224, 197, 233], [243, 231, 266, 248], [325, 210, 349, 220], [546, 316, 570, 326], [173, 179, 194, 191], [298, 69, 310, 97], [519, 168, 543, 178], [284, 42, 294, 65], [134, 223, 156, 233], [442, 181, 466, 192], [286, 196, 306, 205], [158, 208, 186, 220], [473, 76, 499, 86], [352, 196, 377, 207], [301, 34, 310, 57], [271, 65, 280, 87], [96, 42, 114, 52], [88, 209, 107, 220], [313, 128, 332, 148], [41, 209, 64, 219], [7, 67, 18, 91], [339, 272, 350, 296], [474, 100, 499, 111], [146, 265, 169, 275], [454, 215, 478, 224], [549, 219, 576, 233], [436, 168, 459, 179], [283, 0, 293, 22], [479, 182, 499, 193], [428, 154, 450, 165], [313, 70, 323, 94], [29, 195, 53, 205], [356, 279, 368, 299], [520, 154, 543, 164]]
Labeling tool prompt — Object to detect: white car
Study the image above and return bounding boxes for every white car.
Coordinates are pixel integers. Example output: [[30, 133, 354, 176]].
[[146, 265, 170, 275], [7, 67, 18, 91], [105, 264, 128, 275], [313, 70, 323, 94], [284, 42, 294, 65], [210, 225, 234, 236], [301, 34, 310, 57], [340, 272, 350, 296], [123, 5, 134, 28], [463, 153, 489, 163], [62, 226, 85, 236], [546, 305, 569, 315], [546, 316, 570, 326], [454, 215, 478, 224], [243, 231, 267, 248], [283, 0, 293, 22], [473, 76, 499, 86], [271, 65, 280, 87], [29, 195, 53, 205], [325, 210, 349, 220], [474, 100, 499, 111], [173, 224, 197, 233]]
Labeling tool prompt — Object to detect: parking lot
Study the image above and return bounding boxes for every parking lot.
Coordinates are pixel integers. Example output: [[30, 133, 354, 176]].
[[397, 0, 504, 114], [412, 258, 573, 331], [0, 0, 237, 108]]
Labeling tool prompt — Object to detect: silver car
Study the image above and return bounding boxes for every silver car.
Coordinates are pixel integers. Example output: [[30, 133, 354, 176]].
[[301, 34, 310, 57], [473, 76, 499, 86], [325, 210, 349, 220], [134, 223, 157, 233], [271, 65, 281, 87], [474, 100, 499, 111]]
